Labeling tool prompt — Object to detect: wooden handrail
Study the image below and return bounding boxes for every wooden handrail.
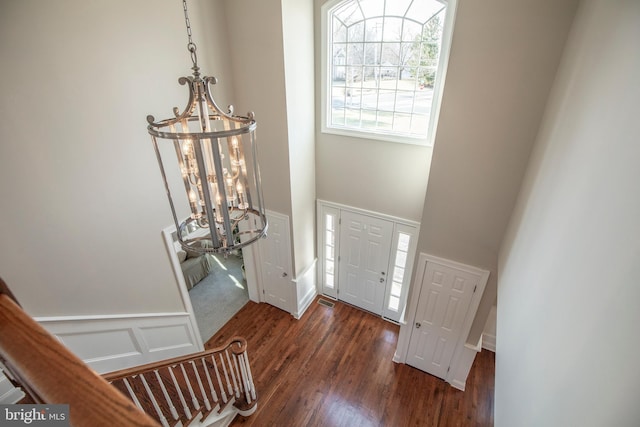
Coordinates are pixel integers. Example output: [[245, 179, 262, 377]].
[[104, 336, 257, 426], [103, 337, 247, 382], [0, 278, 159, 427]]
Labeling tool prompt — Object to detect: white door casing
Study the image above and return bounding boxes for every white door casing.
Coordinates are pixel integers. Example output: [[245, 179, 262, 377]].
[[316, 200, 419, 320], [405, 259, 483, 380], [339, 211, 393, 315], [258, 210, 293, 313]]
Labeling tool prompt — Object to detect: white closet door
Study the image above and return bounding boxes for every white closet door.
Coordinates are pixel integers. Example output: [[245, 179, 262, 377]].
[[406, 261, 479, 379], [259, 211, 293, 313]]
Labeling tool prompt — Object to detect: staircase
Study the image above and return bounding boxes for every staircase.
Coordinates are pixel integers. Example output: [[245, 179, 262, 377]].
[[0, 278, 257, 427], [104, 338, 257, 427]]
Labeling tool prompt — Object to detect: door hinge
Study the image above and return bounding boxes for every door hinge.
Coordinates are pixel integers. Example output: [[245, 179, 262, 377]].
[[339, 218, 341, 225], [447, 366, 451, 373], [262, 289, 265, 295], [473, 285, 477, 293], [338, 255, 341, 262]]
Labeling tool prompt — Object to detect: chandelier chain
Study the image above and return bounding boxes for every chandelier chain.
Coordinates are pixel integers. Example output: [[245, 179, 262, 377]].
[[182, 0, 199, 70]]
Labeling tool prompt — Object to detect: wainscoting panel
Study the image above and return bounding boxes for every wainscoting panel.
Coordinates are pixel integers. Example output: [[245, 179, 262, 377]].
[[293, 258, 318, 319], [35, 312, 200, 374]]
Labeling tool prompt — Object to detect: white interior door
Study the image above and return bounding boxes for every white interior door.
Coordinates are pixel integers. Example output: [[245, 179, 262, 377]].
[[259, 211, 292, 313], [338, 211, 393, 315], [406, 261, 479, 379]]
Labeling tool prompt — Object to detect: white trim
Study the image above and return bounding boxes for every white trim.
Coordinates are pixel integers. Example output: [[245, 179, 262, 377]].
[[162, 225, 205, 350], [293, 258, 318, 319], [316, 199, 420, 228], [35, 312, 201, 374], [450, 335, 483, 391], [482, 333, 496, 352], [394, 253, 490, 389]]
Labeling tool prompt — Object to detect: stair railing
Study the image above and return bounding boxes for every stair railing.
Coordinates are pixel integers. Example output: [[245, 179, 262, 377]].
[[0, 278, 159, 427], [0, 277, 258, 427], [103, 337, 257, 427]]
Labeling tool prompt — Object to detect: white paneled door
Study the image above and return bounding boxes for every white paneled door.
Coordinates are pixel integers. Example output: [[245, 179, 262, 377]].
[[406, 261, 479, 379], [258, 211, 292, 313], [339, 211, 393, 315]]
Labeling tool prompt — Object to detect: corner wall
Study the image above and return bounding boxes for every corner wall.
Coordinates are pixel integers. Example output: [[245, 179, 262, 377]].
[[497, 1, 640, 424], [413, 0, 579, 343]]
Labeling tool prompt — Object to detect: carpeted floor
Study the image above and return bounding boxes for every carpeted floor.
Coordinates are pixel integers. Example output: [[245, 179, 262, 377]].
[[188, 253, 249, 342]]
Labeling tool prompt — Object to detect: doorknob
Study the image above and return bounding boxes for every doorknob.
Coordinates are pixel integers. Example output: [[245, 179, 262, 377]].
[[415, 322, 421, 329], [379, 278, 385, 283], [282, 272, 288, 277]]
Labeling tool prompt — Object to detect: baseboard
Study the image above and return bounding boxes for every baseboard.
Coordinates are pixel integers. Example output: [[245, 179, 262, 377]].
[[293, 259, 318, 319], [482, 333, 496, 352], [35, 312, 201, 374]]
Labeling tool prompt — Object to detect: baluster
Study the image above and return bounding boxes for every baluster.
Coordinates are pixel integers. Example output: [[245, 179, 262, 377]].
[[179, 362, 201, 411], [168, 365, 192, 420], [224, 349, 241, 398], [122, 377, 144, 412], [189, 360, 211, 411], [211, 354, 228, 403], [241, 352, 257, 401], [154, 369, 180, 421], [235, 353, 251, 405], [200, 357, 219, 407], [219, 353, 234, 398], [140, 373, 170, 427]]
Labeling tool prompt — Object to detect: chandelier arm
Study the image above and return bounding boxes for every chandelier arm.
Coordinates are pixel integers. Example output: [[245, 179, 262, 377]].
[[202, 77, 250, 125]]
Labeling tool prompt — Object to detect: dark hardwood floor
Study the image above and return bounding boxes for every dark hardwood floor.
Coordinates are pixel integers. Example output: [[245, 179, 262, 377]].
[[207, 297, 494, 427]]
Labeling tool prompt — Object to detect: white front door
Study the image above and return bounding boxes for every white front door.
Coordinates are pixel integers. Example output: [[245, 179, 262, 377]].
[[406, 261, 479, 379], [338, 211, 393, 315], [258, 211, 292, 313]]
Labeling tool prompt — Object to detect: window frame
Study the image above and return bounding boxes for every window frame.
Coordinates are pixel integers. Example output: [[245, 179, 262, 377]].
[[320, 0, 457, 146]]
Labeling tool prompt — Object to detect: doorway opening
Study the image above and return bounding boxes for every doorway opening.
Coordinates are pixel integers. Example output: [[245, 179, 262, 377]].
[[162, 226, 252, 345], [187, 252, 248, 342]]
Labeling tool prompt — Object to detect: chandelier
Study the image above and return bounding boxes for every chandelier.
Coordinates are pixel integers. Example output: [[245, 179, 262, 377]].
[[148, 0, 267, 254]]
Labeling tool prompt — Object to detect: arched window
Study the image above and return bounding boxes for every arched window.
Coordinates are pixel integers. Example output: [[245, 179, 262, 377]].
[[321, 0, 453, 145]]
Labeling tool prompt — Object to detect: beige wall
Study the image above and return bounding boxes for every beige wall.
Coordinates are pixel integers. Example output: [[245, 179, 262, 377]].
[[414, 0, 579, 343], [226, 0, 316, 277], [282, 0, 317, 275], [224, 0, 293, 220], [313, 0, 432, 223], [497, 1, 640, 424], [0, 0, 232, 316]]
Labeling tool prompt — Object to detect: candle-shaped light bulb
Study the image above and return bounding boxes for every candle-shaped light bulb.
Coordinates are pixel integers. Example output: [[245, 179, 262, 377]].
[[183, 140, 192, 154], [215, 191, 223, 223]]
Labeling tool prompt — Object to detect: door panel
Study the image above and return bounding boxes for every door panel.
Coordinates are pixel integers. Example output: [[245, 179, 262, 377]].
[[338, 211, 393, 315], [406, 261, 478, 379], [259, 211, 292, 313]]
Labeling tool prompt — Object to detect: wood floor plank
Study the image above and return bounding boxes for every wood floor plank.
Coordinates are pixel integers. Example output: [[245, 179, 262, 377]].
[[207, 297, 494, 427]]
